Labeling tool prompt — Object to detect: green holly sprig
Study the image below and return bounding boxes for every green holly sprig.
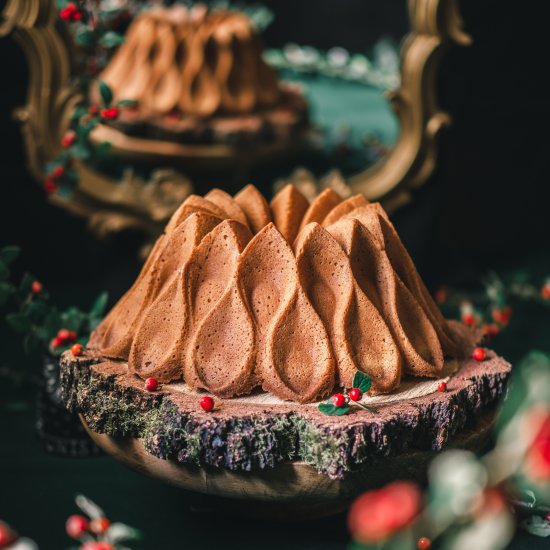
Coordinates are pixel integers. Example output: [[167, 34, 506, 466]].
[[45, 80, 137, 197], [318, 371, 377, 416], [0, 246, 107, 357]]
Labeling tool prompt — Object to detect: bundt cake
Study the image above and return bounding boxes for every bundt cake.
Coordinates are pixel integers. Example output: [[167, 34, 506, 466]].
[[88, 184, 473, 404], [92, 5, 308, 147]]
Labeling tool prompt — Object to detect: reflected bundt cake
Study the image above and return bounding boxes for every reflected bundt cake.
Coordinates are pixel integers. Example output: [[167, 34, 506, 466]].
[[89, 184, 473, 403], [92, 5, 308, 147]]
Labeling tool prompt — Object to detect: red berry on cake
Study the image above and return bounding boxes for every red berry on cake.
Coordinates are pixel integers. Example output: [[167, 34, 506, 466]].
[[89, 517, 111, 534], [71, 343, 83, 357], [200, 396, 215, 411], [31, 280, 43, 294], [61, 130, 76, 148], [349, 388, 362, 402], [145, 377, 158, 391], [333, 393, 346, 407], [437, 381, 447, 393], [417, 537, 431, 550], [472, 347, 486, 361], [65, 514, 88, 539]]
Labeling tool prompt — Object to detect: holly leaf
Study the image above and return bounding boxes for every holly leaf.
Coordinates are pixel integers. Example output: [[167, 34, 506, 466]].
[[0, 281, 14, 306], [23, 332, 40, 354], [116, 99, 137, 107], [75, 494, 105, 520], [352, 371, 372, 393], [6, 312, 31, 333], [106, 523, 142, 544], [18, 273, 35, 295], [521, 515, 550, 537], [318, 402, 350, 416], [75, 29, 95, 47], [70, 143, 91, 160], [100, 31, 125, 48], [90, 292, 108, 318], [99, 80, 113, 106], [0, 246, 20, 265]]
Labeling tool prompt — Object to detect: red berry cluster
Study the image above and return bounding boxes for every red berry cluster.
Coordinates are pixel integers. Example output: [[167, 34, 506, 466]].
[[44, 163, 68, 194], [60, 2, 83, 22], [51, 328, 78, 349], [332, 385, 364, 409], [66, 514, 113, 550]]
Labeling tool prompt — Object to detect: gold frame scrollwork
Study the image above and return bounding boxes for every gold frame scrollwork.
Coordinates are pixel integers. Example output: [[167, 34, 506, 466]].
[[349, 0, 472, 209], [2, 0, 471, 235]]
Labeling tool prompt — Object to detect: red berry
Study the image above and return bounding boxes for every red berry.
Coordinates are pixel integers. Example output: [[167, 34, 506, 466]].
[[0, 521, 16, 547], [72, 10, 83, 21], [44, 177, 58, 194], [71, 343, 83, 356], [81, 543, 114, 550], [492, 306, 512, 326], [333, 393, 346, 407], [58, 328, 71, 341], [434, 288, 447, 304], [31, 280, 43, 294], [462, 313, 475, 326], [437, 381, 447, 393], [65, 514, 88, 539], [52, 165, 65, 179], [200, 396, 214, 411], [68, 331, 77, 340], [472, 347, 486, 361], [61, 130, 76, 148], [546, 513, 550, 523], [417, 537, 432, 550], [101, 107, 119, 120], [145, 377, 158, 391], [89, 517, 111, 534], [542, 285, 550, 300], [349, 388, 362, 401], [52, 336, 63, 348]]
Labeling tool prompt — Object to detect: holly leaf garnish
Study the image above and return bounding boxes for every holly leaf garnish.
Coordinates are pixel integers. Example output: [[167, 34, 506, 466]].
[[353, 371, 372, 393], [318, 402, 350, 416], [99, 80, 113, 106]]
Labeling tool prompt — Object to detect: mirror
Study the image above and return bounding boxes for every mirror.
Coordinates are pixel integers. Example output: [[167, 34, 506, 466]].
[[1, 0, 470, 243]]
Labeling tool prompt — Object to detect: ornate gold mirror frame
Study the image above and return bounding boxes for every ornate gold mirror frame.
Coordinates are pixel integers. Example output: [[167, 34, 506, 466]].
[[1, 0, 471, 237]]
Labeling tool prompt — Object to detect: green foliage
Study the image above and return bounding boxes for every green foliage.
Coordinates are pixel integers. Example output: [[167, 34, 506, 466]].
[[0, 245, 108, 357], [353, 371, 372, 393], [100, 31, 125, 48], [99, 80, 113, 106], [318, 402, 350, 416]]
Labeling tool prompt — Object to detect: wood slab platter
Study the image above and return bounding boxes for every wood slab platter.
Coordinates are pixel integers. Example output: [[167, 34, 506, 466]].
[[60, 349, 511, 518]]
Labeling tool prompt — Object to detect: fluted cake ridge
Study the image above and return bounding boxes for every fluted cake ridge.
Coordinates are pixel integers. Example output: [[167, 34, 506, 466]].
[[89, 184, 472, 403]]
